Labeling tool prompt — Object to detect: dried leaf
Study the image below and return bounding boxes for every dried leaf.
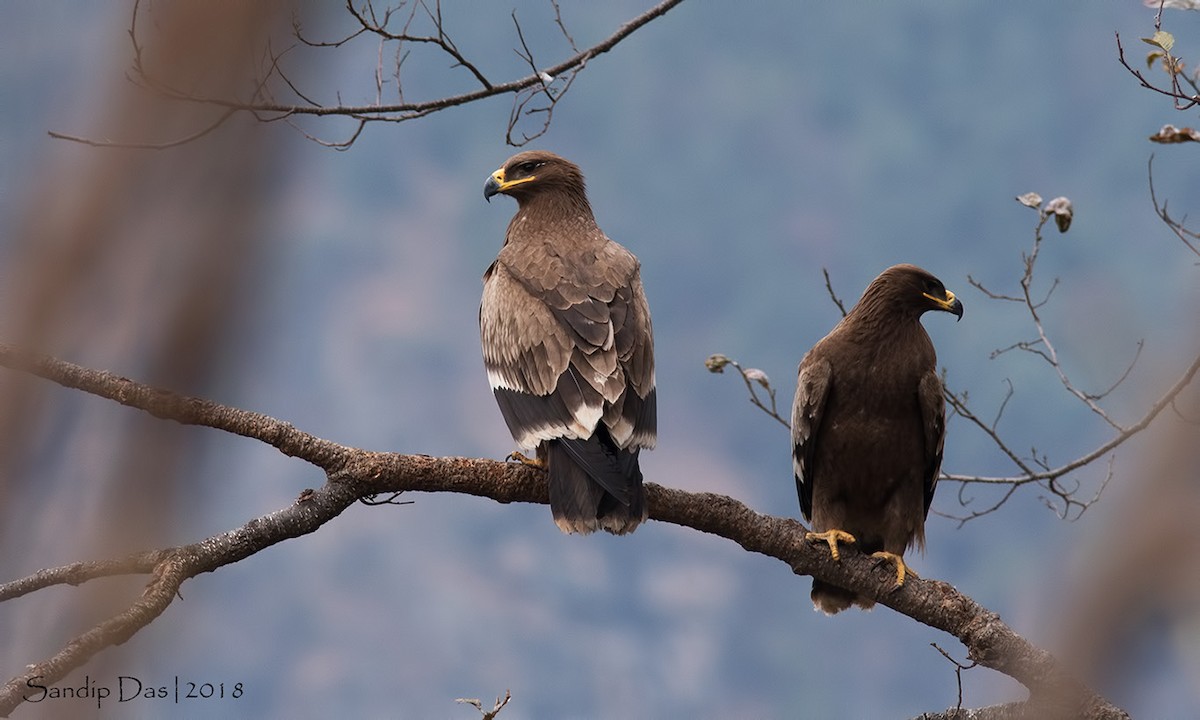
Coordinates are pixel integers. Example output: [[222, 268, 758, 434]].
[[1044, 197, 1073, 233], [1143, 0, 1200, 9], [1016, 192, 1043, 209], [705, 354, 731, 373], [1141, 30, 1176, 53], [1149, 124, 1200, 143], [1146, 50, 1164, 69], [743, 368, 771, 389]]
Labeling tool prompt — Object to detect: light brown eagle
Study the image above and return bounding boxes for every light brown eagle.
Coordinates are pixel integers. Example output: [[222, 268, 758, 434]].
[[481, 151, 656, 535]]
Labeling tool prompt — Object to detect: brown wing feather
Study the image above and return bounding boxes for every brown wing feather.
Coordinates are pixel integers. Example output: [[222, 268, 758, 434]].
[[481, 261, 591, 448], [791, 354, 832, 521], [917, 370, 946, 517], [615, 275, 655, 403], [480, 241, 654, 452], [480, 260, 571, 396]]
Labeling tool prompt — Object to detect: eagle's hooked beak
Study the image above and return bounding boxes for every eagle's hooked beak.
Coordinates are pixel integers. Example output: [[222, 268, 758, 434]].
[[483, 170, 503, 202], [924, 290, 964, 321], [484, 167, 537, 202]]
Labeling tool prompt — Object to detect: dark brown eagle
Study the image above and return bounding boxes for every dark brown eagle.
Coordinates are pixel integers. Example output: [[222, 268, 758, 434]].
[[480, 151, 656, 535], [791, 264, 962, 614]]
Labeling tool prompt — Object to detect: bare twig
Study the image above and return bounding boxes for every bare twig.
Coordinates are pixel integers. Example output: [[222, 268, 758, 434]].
[[1116, 29, 1200, 111], [704, 354, 789, 428], [822, 267, 848, 318], [46, 107, 239, 150], [456, 690, 512, 720], [931, 642, 979, 715], [505, 9, 577, 145], [1148, 155, 1200, 259], [51, 0, 691, 149], [551, 0, 579, 53], [939, 193, 1200, 522], [971, 205, 1125, 432]]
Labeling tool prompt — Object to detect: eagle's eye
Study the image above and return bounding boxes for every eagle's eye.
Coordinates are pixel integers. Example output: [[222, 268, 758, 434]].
[[516, 160, 542, 176]]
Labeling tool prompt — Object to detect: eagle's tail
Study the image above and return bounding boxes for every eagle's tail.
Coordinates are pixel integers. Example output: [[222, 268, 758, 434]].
[[811, 580, 876, 615], [547, 433, 646, 535]]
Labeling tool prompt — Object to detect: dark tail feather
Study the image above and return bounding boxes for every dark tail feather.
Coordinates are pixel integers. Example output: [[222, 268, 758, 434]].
[[811, 579, 875, 615], [547, 436, 646, 535], [556, 431, 632, 502]]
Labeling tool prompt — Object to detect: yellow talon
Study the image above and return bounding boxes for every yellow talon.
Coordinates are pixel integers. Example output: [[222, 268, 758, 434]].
[[805, 529, 857, 561], [506, 451, 546, 468], [870, 551, 915, 589]]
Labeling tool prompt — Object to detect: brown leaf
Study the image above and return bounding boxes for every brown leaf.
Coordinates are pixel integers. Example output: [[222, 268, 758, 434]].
[[1044, 197, 1073, 233], [705, 354, 731, 373], [1016, 192, 1043, 209], [1149, 124, 1200, 144]]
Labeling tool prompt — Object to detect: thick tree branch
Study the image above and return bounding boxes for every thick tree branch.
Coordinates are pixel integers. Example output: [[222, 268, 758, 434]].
[[0, 467, 367, 717], [910, 702, 1067, 720], [0, 344, 352, 471], [0, 348, 1127, 719]]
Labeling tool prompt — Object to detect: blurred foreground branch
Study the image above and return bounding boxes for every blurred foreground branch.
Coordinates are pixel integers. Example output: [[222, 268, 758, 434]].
[[0, 345, 1127, 719]]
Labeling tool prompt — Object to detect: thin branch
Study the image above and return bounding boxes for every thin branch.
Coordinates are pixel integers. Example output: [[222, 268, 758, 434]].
[[822, 267, 848, 318], [550, 0, 579, 54], [0, 343, 353, 470], [935, 191, 1200, 523], [47, 107, 239, 150], [931, 642, 978, 715], [1148, 154, 1200, 259], [1089, 340, 1144, 401], [283, 115, 370, 150], [944, 382, 1035, 478], [0, 551, 169, 601], [340, 0, 493, 90], [456, 689, 513, 720], [704, 354, 789, 428], [51, 0, 692, 149], [1116, 31, 1200, 110], [943, 337, 1200, 487]]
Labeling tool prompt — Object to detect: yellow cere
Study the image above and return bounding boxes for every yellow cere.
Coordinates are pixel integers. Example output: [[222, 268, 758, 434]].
[[499, 174, 537, 190]]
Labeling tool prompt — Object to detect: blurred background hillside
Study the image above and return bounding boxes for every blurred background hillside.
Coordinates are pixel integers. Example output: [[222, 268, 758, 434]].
[[2, 2, 1198, 718]]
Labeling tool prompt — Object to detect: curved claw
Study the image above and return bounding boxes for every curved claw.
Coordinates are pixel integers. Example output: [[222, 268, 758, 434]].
[[506, 451, 546, 469], [805, 529, 857, 561], [870, 551, 915, 589]]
